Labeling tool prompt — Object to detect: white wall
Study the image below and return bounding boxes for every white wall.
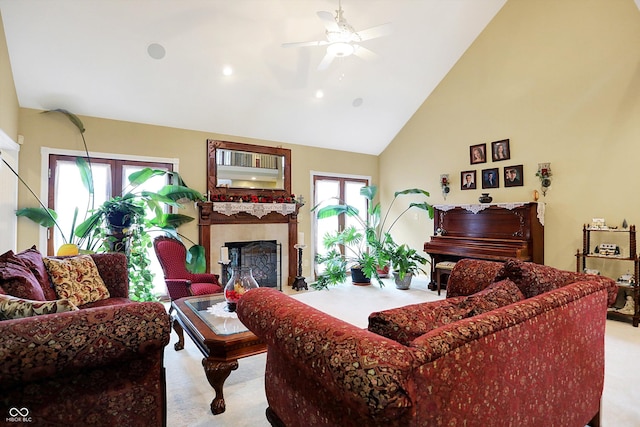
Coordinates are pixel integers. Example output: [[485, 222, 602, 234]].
[[0, 129, 19, 253]]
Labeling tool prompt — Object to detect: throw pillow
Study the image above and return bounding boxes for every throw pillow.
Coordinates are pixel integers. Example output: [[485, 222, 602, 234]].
[[0, 250, 47, 301], [14, 246, 57, 300], [44, 255, 110, 307], [459, 279, 525, 316], [368, 296, 472, 346], [0, 294, 78, 320]]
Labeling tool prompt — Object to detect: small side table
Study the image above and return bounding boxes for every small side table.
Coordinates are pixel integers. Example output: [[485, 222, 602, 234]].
[[434, 261, 457, 295]]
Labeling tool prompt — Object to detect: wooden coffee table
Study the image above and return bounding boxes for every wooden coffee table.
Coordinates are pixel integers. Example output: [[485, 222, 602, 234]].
[[171, 294, 266, 415]]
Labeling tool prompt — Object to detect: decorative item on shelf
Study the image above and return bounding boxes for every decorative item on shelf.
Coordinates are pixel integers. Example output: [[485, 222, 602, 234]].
[[623, 218, 629, 229], [440, 174, 450, 199], [224, 267, 259, 312], [478, 193, 493, 204], [210, 193, 298, 204], [591, 218, 606, 229], [292, 232, 308, 291], [536, 163, 552, 196], [533, 190, 540, 201]]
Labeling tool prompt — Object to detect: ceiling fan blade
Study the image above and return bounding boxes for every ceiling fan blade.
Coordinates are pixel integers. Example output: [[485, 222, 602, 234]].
[[317, 51, 335, 71], [317, 10, 339, 32], [282, 40, 329, 48], [355, 23, 392, 42], [352, 45, 378, 61]]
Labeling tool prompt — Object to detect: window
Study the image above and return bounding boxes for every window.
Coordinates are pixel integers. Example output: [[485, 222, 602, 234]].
[[312, 174, 369, 276], [48, 154, 175, 296]]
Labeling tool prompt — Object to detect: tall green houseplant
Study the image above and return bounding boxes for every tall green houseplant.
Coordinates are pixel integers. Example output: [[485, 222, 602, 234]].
[[313, 185, 433, 289]]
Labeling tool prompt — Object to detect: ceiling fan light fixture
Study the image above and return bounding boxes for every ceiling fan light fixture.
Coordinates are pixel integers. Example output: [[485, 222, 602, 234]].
[[327, 42, 354, 57]]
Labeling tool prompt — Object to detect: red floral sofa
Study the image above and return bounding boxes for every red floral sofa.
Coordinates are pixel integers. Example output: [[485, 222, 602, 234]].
[[237, 258, 617, 427], [0, 247, 171, 427]]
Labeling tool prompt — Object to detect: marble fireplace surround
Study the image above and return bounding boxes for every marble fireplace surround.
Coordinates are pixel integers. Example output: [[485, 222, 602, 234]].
[[197, 202, 300, 286]]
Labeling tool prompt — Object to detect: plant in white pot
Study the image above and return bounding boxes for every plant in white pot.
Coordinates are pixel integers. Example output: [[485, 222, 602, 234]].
[[386, 238, 429, 290]]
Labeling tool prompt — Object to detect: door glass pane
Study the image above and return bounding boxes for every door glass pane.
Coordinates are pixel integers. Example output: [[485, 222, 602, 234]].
[[314, 180, 339, 270], [53, 161, 110, 251], [344, 181, 367, 231], [122, 165, 169, 296]]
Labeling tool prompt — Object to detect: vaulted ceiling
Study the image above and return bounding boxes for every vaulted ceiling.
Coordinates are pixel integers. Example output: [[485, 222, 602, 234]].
[[0, 0, 506, 155]]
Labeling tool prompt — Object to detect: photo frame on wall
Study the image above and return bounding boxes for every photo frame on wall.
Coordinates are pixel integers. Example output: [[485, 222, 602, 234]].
[[491, 139, 510, 162], [482, 168, 499, 189], [461, 170, 477, 190], [504, 165, 524, 187], [470, 143, 487, 164]]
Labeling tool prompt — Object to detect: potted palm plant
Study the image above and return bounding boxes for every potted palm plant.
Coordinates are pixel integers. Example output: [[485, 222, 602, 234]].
[[313, 185, 433, 289]]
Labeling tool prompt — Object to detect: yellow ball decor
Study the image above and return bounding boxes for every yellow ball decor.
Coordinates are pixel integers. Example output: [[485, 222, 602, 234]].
[[56, 243, 79, 256]]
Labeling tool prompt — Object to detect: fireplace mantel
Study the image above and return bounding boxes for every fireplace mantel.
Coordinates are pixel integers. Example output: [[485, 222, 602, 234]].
[[198, 201, 301, 286]]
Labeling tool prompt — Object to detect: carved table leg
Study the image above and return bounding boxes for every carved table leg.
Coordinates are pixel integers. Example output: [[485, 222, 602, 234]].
[[172, 318, 185, 351], [202, 358, 239, 414]]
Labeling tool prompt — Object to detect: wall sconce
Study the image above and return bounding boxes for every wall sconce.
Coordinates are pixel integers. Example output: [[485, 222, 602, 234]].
[[440, 174, 450, 199], [536, 163, 552, 196]]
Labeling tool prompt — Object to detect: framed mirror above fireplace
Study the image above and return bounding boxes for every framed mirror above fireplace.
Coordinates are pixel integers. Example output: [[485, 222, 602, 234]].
[[206, 139, 291, 198], [200, 140, 299, 287]]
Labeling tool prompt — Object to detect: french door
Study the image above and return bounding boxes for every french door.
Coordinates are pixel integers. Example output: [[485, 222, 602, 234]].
[[48, 154, 174, 296], [312, 174, 369, 276]]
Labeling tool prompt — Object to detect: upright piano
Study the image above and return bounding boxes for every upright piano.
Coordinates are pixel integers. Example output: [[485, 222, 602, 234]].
[[424, 202, 544, 286]]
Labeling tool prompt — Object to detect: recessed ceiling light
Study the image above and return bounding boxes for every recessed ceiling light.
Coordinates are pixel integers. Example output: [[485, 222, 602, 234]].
[[223, 66, 233, 76], [315, 90, 324, 99], [147, 43, 166, 60]]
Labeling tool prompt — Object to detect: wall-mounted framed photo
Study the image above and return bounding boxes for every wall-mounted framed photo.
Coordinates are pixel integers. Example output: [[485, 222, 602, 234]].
[[482, 168, 499, 189], [470, 143, 487, 164], [504, 165, 524, 187], [491, 139, 510, 162], [461, 170, 477, 190]]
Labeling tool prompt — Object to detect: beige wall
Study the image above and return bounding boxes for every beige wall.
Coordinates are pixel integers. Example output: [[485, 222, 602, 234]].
[[0, 10, 18, 139], [15, 108, 378, 277], [380, 0, 640, 277]]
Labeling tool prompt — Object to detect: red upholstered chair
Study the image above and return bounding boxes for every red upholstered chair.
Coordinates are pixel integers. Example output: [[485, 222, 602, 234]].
[[153, 236, 223, 349]]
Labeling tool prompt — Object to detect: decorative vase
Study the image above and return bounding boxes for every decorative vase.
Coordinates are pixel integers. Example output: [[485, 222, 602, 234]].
[[478, 193, 493, 204], [393, 272, 413, 290], [224, 267, 259, 312]]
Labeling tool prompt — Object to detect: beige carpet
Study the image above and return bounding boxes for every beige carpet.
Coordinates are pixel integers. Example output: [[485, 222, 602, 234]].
[[165, 278, 640, 427]]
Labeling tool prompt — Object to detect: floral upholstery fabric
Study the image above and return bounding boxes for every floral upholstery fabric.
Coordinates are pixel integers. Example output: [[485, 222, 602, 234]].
[[368, 297, 471, 346], [1, 301, 170, 426], [1, 251, 169, 426], [445, 258, 504, 298], [0, 250, 46, 300], [499, 258, 618, 305], [459, 278, 525, 316], [44, 255, 111, 307], [368, 280, 524, 346], [15, 246, 57, 300], [0, 294, 78, 320], [237, 263, 610, 427], [238, 288, 417, 425]]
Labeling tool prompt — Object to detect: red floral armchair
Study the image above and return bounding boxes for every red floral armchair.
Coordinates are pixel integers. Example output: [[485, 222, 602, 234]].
[[153, 236, 222, 300]]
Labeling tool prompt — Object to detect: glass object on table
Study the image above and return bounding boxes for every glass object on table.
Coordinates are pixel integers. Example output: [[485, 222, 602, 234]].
[[224, 267, 259, 312]]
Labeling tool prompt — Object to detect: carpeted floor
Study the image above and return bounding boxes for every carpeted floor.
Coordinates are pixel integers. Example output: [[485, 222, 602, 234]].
[[165, 278, 640, 427]]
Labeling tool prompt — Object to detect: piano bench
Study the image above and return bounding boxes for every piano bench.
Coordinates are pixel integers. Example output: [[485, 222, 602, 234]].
[[435, 261, 457, 296]]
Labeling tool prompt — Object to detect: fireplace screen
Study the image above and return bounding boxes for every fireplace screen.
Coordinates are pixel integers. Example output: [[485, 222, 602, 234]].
[[223, 240, 281, 289]]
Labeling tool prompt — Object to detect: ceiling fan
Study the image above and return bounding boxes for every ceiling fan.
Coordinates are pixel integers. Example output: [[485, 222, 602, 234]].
[[282, 0, 392, 71]]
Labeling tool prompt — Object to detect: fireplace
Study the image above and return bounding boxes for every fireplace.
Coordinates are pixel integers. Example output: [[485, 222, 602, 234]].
[[223, 240, 281, 289], [197, 201, 301, 286]]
